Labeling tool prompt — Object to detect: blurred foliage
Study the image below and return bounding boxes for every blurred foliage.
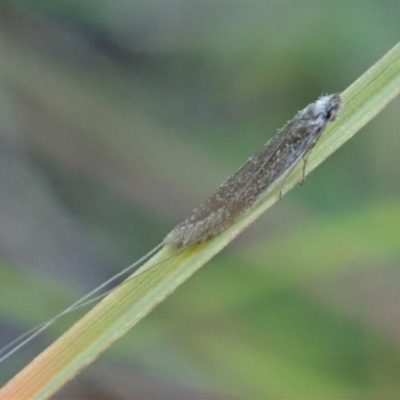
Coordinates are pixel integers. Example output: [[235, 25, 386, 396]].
[[0, 1, 399, 398]]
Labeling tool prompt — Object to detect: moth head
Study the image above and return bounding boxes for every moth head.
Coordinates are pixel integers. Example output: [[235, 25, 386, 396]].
[[315, 93, 343, 123]]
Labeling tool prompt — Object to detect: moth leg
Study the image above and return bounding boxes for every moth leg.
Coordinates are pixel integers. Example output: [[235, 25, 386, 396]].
[[278, 180, 286, 199], [278, 144, 317, 198], [300, 143, 317, 185], [278, 161, 299, 199]]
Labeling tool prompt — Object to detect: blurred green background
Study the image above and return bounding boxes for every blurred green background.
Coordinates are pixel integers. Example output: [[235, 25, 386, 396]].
[[0, 1, 399, 398]]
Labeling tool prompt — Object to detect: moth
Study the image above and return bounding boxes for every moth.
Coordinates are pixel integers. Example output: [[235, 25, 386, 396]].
[[166, 93, 343, 247]]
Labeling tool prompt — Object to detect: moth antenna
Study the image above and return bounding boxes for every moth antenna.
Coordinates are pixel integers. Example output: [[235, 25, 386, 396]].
[[43, 245, 189, 315], [0, 242, 165, 363]]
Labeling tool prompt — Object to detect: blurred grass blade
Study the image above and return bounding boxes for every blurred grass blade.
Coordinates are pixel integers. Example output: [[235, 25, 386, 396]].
[[1, 41, 400, 399]]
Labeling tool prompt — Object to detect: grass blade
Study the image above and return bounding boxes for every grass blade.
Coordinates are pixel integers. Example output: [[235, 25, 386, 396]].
[[1, 41, 400, 399]]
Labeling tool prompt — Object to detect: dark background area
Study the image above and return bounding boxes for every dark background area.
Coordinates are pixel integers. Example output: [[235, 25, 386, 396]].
[[0, 1, 399, 398]]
